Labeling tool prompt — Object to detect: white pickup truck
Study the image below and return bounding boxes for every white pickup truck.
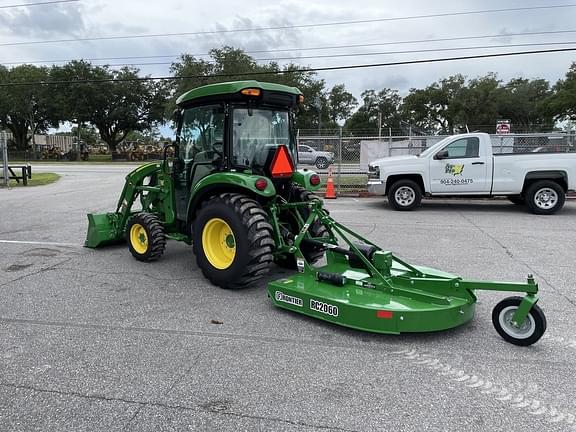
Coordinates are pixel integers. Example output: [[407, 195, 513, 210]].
[[367, 133, 576, 214]]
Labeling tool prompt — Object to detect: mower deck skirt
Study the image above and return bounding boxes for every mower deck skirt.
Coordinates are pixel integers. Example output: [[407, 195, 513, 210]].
[[268, 269, 476, 334]]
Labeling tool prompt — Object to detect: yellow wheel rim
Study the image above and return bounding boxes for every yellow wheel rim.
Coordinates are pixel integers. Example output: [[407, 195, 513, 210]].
[[130, 223, 149, 255], [202, 218, 236, 269]]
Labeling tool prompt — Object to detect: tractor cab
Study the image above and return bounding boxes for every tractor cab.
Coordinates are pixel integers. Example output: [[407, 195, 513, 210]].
[[172, 81, 303, 218]]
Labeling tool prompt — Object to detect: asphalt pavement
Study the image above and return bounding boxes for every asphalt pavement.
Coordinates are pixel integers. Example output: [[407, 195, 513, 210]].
[[0, 163, 575, 431]]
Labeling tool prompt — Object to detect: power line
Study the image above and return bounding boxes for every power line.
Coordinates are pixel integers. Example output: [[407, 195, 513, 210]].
[[4, 28, 576, 66], [1, 47, 575, 87], [93, 41, 576, 67], [0, 0, 79, 9], [0, 4, 574, 48]]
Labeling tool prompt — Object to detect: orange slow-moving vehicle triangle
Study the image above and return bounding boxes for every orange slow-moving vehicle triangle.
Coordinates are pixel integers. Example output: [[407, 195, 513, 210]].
[[270, 145, 295, 178]]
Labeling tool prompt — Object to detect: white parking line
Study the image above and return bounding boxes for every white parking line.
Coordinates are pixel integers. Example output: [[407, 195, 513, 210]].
[[0, 240, 81, 247]]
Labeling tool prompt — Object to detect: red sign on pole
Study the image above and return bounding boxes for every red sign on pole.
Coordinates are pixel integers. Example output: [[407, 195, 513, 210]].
[[496, 120, 511, 135]]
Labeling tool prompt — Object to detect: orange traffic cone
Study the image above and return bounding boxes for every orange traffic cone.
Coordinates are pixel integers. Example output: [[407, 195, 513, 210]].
[[325, 168, 336, 199]]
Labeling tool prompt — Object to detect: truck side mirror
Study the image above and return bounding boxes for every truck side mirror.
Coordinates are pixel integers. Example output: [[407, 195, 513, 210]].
[[434, 149, 449, 160]]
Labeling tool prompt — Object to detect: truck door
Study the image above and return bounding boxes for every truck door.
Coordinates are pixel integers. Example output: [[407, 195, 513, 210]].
[[428, 136, 490, 194]]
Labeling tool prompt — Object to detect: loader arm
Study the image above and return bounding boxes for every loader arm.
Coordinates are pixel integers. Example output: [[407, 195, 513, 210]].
[[85, 162, 176, 248]]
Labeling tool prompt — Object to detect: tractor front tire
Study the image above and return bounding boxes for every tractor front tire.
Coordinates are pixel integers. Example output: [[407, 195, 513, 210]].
[[193, 193, 274, 289], [126, 213, 166, 262]]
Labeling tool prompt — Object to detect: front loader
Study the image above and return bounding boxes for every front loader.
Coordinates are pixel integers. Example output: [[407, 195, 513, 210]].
[[85, 80, 547, 346]]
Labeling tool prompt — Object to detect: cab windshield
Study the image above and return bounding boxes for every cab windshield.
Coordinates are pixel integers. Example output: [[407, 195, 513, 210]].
[[232, 108, 294, 169]]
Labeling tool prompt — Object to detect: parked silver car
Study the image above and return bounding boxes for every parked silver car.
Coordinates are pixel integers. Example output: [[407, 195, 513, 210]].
[[297, 145, 334, 169]]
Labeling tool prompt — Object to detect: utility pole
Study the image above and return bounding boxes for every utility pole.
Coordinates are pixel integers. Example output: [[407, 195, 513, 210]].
[[1, 132, 8, 187], [315, 96, 322, 136]]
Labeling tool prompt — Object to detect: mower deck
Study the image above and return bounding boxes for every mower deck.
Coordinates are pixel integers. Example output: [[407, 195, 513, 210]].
[[268, 261, 476, 334]]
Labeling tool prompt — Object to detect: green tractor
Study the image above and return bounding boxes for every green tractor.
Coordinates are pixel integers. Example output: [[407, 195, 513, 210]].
[[86, 81, 325, 289], [86, 80, 547, 346]]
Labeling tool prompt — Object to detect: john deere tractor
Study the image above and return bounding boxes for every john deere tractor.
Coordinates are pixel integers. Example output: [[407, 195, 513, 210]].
[[86, 80, 547, 346], [86, 81, 325, 289]]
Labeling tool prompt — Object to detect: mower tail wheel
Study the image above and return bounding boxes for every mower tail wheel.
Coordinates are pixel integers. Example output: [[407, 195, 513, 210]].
[[126, 213, 166, 262], [193, 193, 274, 289], [492, 296, 546, 346]]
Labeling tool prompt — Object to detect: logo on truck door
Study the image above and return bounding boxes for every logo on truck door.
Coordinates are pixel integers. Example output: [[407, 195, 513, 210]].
[[445, 163, 465, 176]]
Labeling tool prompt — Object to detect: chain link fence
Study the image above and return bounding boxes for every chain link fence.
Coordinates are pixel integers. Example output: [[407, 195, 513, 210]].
[[298, 130, 576, 195]]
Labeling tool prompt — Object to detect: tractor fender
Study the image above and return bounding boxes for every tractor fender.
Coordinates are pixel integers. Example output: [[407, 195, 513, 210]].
[[186, 172, 277, 223]]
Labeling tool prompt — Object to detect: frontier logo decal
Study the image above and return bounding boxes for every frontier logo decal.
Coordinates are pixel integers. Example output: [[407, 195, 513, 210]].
[[275, 291, 303, 307], [445, 163, 465, 176]]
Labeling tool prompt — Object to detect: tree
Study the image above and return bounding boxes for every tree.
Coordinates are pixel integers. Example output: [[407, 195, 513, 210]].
[[345, 88, 402, 133], [50, 60, 111, 136], [547, 63, 576, 121], [169, 46, 328, 130], [90, 68, 168, 152], [52, 62, 168, 152], [0, 65, 60, 150], [498, 78, 554, 132], [402, 75, 466, 134], [327, 84, 357, 125], [453, 73, 501, 132]]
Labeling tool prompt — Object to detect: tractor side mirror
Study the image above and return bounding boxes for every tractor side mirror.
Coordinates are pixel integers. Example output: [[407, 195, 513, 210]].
[[434, 149, 449, 160]]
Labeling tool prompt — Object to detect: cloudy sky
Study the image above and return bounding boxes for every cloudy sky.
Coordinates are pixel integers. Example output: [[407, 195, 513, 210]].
[[1, 0, 575, 100]]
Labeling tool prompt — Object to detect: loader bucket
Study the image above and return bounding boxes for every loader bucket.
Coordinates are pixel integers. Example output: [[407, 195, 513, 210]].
[[84, 212, 124, 248]]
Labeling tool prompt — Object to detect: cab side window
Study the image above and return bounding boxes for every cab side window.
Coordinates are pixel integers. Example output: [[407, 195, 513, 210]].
[[179, 105, 225, 163], [442, 137, 480, 159]]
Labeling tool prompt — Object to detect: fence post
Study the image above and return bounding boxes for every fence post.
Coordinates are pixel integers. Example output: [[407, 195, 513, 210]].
[[1, 131, 8, 187], [337, 127, 342, 192], [388, 127, 392, 157]]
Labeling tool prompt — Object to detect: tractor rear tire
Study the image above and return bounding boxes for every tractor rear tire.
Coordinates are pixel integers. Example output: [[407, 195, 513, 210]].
[[275, 187, 330, 268], [126, 213, 166, 262], [193, 193, 274, 289]]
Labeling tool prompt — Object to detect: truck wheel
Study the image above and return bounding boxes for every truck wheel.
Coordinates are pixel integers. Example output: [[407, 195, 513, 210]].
[[275, 187, 330, 268], [388, 179, 422, 211], [193, 193, 274, 289], [525, 180, 565, 215], [315, 157, 329, 169], [126, 213, 166, 262], [492, 296, 546, 346]]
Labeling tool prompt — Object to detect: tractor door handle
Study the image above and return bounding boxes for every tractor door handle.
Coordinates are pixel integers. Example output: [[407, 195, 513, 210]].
[[472, 162, 485, 165]]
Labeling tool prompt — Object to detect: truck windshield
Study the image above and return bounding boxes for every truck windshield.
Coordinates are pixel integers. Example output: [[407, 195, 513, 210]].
[[418, 136, 453, 158], [232, 108, 294, 169]]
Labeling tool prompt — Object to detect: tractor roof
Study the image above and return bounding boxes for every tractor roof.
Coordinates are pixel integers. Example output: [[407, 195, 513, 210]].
[[176, 80, 303, 106]]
